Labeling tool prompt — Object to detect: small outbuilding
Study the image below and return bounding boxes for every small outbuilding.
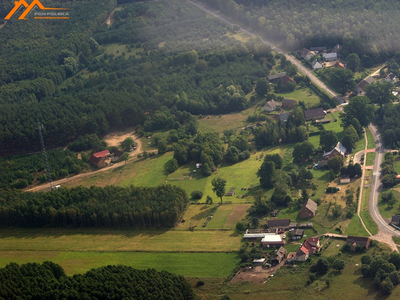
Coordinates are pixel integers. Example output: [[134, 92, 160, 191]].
[[253, 258, 266, 266], [292, 229, 304, 240], [391, 215, 400, 226], [340, 176, 351, 184], [90, 150, 111, 168], [261, 234, 284, 248]]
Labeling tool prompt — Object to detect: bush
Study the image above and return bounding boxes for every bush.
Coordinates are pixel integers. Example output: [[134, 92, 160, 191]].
[[196, 280, 205, 287], [191, 190, 203, 200]]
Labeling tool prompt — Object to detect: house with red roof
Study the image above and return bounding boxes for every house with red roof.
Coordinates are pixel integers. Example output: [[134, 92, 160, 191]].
[[303, 237, 321, 254], [90, 150, 111, 168]]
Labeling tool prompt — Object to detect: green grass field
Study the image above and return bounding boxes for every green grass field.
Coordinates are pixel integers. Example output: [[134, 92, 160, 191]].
[[345, 215, 369, 236], [323, 119, 344, 141], [359, 171, 379, 235], [0, 251, 239, 278], [366, 152, 376, 166], [0, 228, 241, 252], [277, 86, 321, 108], [378, 190, 400, 219], [366, 128, 375, 149], [394, 157, 400, 174]]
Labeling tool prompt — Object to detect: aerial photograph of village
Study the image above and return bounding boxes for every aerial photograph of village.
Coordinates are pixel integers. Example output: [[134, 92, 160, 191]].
[[2, 0, 400, 299]]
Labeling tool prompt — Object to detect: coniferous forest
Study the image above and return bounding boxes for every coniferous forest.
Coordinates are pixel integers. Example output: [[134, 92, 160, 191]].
[[0, 185, 188, 228], [0, 262, 194, 300], [0, 0, 272, 155]]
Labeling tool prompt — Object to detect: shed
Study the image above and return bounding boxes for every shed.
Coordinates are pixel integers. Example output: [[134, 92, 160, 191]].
[[267, 219, 291, 229], [391, 215, 400, 226], [292, 229, 304, 240], [253, 258, 266, 266], [340, 176, 351, 184]]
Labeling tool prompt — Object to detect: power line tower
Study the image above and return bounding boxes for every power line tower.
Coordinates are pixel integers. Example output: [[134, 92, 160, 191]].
[[37, 121, 53, 190]]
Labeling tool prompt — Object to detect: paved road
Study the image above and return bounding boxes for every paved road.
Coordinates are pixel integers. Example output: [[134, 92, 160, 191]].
[[368, 124, 400, 249], [186, 0, 342, 103]]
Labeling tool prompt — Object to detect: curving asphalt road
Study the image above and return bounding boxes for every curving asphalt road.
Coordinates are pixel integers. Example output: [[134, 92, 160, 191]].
[[186, 0, 341, 102], [368, 124, 400, 238]]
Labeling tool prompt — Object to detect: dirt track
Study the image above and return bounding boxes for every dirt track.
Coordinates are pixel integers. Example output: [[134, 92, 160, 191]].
[[26, 134, 145, 192]]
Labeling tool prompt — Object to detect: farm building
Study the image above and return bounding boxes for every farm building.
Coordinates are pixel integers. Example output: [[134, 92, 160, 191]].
[[261, 234, 284, 248], [311, 59, 323, 70], [323, 142, 347, 159], [323, 52, 337, 61], [340, 176, 351, 184], [90, 150, 111, 168], [253, 258, 266, 266], [267, 219, 291, 230], [356, 76, 375, 94], [304, 108, 326, 120], [268, 72, 287, 82], [298, 198, 317, 219], [346, 236, 371, 250], [271, 246, 287, 265]]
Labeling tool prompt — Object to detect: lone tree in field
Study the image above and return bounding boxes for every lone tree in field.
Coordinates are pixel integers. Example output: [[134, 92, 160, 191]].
[[212, 177, 226, 204], [120, 137, 135, 152]]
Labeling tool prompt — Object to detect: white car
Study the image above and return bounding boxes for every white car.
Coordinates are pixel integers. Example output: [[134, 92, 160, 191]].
[[282, 235, 286, 239]]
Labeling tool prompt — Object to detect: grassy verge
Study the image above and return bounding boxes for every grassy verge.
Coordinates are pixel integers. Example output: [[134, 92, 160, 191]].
[[366, 152, 375, 166], [366, 128, 375, 149], [345, 215, 369, 236], [0, 251, 239, 278], [359, 171, 379, 235], [393, 236, 400, 245], [353, 133, 366, 154]]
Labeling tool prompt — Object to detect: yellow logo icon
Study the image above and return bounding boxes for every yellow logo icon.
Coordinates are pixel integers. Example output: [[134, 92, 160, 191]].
[[5, 0, 69, 20]]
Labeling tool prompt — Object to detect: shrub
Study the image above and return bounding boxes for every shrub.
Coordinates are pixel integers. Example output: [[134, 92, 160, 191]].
[[191, 191, 203, 200], [196, 280, 205, 287]]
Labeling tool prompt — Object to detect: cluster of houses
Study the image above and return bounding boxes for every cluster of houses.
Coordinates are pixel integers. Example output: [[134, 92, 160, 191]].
[[301, 44, 341, 70], [356, 72, 397, 95]]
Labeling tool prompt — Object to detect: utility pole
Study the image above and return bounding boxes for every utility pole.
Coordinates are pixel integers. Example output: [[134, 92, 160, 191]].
[[37, 121, 53, 190]]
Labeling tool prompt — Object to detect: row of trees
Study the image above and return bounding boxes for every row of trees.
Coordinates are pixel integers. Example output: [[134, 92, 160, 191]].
[[0, 185, 188, 228], [0, 262, 194, 300]]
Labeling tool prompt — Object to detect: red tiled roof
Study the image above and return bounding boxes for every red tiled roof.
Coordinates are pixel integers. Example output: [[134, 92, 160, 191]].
[[299, 245, 309, 255], [93, 150, 110, 158]]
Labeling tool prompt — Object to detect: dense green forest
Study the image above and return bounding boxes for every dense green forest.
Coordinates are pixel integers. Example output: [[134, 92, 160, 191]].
[[0, 262, 194, 300], [0, 185, 188, 227], [0, 149, 88, 190], [0, 0, 274, 155], [198, 0, 400, 65]]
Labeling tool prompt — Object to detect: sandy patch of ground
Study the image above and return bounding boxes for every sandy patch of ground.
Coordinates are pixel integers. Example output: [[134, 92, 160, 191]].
[[103, 127, 136, 148], [230, 259, 286, 284]]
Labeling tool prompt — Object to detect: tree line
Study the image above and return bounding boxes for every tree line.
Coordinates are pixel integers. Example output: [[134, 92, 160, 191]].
[[0, 262, 194, 300], [0, 185, 188, 228]]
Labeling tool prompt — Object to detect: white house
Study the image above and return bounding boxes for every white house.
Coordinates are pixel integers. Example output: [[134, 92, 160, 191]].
[[311, 59, 323, 70]]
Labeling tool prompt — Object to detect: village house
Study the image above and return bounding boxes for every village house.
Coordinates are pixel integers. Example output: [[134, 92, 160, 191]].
[[311, 59, 323, 70], [263, 100, 282, 112], [90, 150, 111, 168], [287, 245, 309, 262], [301, 48, 316, 61], [391, 215, 400, 226], [298, 198, 317, 219], [282, 99, 297, 109], [261, 234, 285, 248], [270, 246, 287, 265], [267, 219, 291, 230], [346, 236, 371, 250], [268, 72, 287, 83], [304, 107, 326, 120], [356, 76, 376, 94], [323, 142, 347, 159], [323, 52, 338, 62], [385, 72, 397, 83], [278, 112, 291, 123], [303, 237, 321, 254], [292, 229, 304, 240]]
